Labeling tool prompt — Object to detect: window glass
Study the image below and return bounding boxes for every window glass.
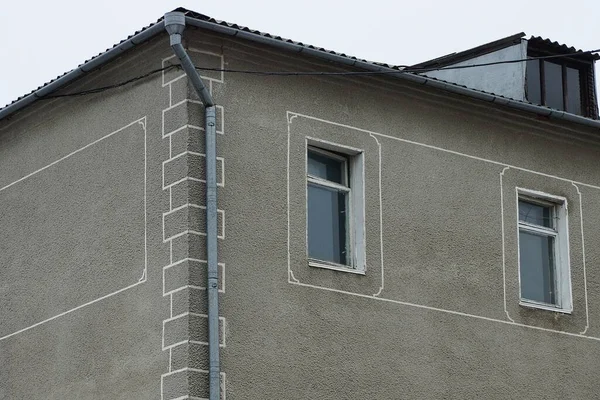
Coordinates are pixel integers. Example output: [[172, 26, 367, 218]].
[[308, 150, 343, 184], [566, 67, 582, 115], [544, 61, 564, 110], [526, 60, 542, 105], [518, 201, 552, 228], [307, 183, 347, 264], [519, 231, 556, 304]]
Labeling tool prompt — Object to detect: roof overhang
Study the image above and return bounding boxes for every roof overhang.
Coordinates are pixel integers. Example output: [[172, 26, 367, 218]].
[[528, 36, 600, 62], [409, 32, 526, 70], [1, 9, 599, 130]]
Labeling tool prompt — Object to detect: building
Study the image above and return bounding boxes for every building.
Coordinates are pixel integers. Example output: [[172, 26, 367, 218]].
[[411, 32, 599, 119], [1, 8, 600, 399]]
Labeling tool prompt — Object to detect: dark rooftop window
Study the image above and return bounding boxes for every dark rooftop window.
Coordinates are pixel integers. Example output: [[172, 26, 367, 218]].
[[526, 41, 596, 118], [526, 58, 589, 116], [566, 67, 582, 115], [526, 60, 542, 105]]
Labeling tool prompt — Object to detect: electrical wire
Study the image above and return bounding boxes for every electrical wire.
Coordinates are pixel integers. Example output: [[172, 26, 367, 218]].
[[39, 48, 599, 99], [193, 49, 600, 76], [410, 48, 600, 73], [42, 65, 179, 99]]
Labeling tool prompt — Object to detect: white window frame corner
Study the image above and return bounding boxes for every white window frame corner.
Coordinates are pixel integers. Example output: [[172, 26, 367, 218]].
[[516, 187, 572, 313], [305, 137, 366, 274]]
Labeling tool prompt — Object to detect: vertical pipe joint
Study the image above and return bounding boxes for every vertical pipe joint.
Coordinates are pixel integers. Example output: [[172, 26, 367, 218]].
[[164, 12, 220, 400], [205, 104, 220, 400], [164, 12, 214, 107]]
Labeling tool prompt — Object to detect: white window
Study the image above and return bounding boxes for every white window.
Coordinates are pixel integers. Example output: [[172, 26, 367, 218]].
[[517, 189, 572, 312], [306, 142, 365, 273]]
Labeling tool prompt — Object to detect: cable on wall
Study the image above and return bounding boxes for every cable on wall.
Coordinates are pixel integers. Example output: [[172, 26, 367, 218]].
[[37, 49, 600, 99]]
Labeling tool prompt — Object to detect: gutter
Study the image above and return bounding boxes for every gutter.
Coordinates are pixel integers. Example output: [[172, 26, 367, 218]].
[[1, 12, 599, 131], [164, 12, 220, 400], [185, 17, 600, 130]]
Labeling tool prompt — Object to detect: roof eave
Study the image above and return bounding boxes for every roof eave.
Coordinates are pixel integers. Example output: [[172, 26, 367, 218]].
[[1, 14, 599, 130], [0, 20, 166, 121], [186, 17, 600, 129], [409, 32, 526, 70]]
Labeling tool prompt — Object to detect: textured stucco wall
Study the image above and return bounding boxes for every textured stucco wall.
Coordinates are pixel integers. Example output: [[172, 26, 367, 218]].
[[423, 42, 528, 101], [2, 25, 600, 400], [187, 30, 600, 399], [0, 34, 194, 399]]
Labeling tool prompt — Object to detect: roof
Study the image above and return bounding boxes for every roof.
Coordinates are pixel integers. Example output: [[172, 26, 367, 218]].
[[0, 18, 166, 112], [409, 32, 526, 70], [0, 8, 402, 114], [1, 8, 599, 129], [528, 36, 600, 62], [410, 33, 599, 71]]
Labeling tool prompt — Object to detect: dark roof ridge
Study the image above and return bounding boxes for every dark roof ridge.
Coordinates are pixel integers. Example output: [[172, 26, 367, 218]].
[[410, 32, 525, 70], [528, 36, 600, 61], [1, 9, 599, 129]]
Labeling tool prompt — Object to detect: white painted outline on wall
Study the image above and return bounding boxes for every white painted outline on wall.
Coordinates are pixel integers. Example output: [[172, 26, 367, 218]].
[[513, 186, 573, 314], [162, 49, 225, 87], [287, 113, 300, 283], [499, 167, 515, 322], [162, 150, 225, 190], [286, 110, 600, 343], [162, 257, 226, 296], [162, 101, 225, 139], [160, 369, 226, 400], [572, 183, 590, 334], [162, 55, 227, 399], [288, 113, 385, 291], [0, 117, 148, 342], [370, 133, 384, 297], [162, 203, 225, 242], [502, 173, 587, 321], [303, 137, 366, 273], [289, 112, 600, 190], [162, 312, 226, 350], [162, 99, 202, 139]]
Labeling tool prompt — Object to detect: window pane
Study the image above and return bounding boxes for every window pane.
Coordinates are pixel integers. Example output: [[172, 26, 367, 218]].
[[307, 183, 347, 264], [544, 61, 564, 110], [518, 200, 552, 228], [566, 67, 582, 115], [519, 230, 556, 305], [526, 60, 542, 105], [308, 150, 344, 183]]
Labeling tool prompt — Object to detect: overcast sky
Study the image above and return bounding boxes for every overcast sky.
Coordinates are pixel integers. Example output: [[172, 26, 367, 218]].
[[1, 0, 598, 108]]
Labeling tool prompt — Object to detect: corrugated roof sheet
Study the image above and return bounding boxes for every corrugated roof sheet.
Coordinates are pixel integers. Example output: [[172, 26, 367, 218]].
[[178, 8, 404, 70], [528, 36, 600, 61], [1, 8, 405, 111], [1, 7, 598, 127], [410, 32, 526, 70], [2, 18, 165, 109]]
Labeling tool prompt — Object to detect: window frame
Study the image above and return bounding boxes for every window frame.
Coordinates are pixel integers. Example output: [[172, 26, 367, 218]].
[[525, 51, 591, 116], [305, 139, 366, 274], [516, 188, 572, 313]]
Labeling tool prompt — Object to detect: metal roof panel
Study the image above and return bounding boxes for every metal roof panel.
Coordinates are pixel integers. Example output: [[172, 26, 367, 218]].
[[1, 8, 598, 128]]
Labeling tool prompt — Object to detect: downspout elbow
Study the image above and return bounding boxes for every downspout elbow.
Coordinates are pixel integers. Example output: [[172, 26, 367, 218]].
[[164, 12, 215, 107]]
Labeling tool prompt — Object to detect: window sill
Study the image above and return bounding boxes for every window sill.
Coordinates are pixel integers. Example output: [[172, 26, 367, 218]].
[[519, 301, 572, 314], [308, 260, 365, 275]]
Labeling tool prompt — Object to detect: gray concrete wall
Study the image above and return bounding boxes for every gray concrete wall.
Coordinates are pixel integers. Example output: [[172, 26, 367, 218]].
[[422, 42, 527, 100], [189, 30, 600, 399], [0, 33, 225, 399], [3, 25, 600, 400]]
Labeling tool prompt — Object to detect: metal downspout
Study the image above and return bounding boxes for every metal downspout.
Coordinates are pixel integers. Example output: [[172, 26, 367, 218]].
[[164, 12, 220, 400]]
